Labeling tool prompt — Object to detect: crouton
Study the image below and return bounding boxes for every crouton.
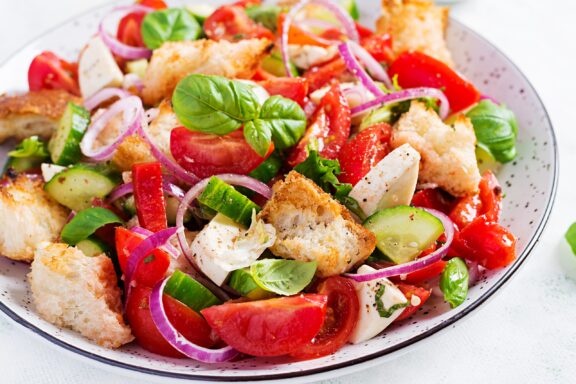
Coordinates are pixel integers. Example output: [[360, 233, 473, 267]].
[[258, 171, 376, 278], [29, 242, 133, 349], [0, 174, 69, 262], [391, 101, 480, 196], [376, 0, 453, 66], [142, 38, 272, 106], [0, 90, 81, 143]]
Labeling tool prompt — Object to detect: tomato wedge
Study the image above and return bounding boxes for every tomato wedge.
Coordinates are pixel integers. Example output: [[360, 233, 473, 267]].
[[126, 285, 216, 358], [259, 77, 309, 107], [288, 82, 351, 167], [132, 162, 167, 233], [201, 294, 328, 357], [115, 227, 170, 287], [337, 124, 391, 185], [395, 283, 431, 322], [170, 127, 273, 179], [117, 12, 146, 47], [278, 14, 331, 48], [411, 188, 456, 215], [28, 51, 79, 96], [388, 51, 480, 113], [361, 34, 394, 63], [304, 58, 347, 93], [138, 0, 167, 9], [291, 277, 359, 359], [204, 5, 274, 42]]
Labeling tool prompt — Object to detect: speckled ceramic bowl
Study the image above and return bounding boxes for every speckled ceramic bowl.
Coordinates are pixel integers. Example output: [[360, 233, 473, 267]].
[[0, 0, 558, 383]]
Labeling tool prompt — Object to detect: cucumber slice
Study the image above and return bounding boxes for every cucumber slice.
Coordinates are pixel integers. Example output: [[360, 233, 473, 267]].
[[262, 52, 299, 77], [44, 164, 120, 211], [197, 177, 260, 228], [245, 5, 282, 32], [76, 237, 109, 257], [476, 145, 501, 173], [164, 270, 221, 312], [49, 103, 90, 166], [364, 206, 444, 264], [249, 152, 282, 184], [185, 4, 215, 23], [340, 0, 360, 20], [229, 268, 275, 300], [125, 59, 148, 79]]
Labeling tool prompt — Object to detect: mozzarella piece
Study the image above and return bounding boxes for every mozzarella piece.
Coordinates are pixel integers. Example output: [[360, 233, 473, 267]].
[[350, 144, 420, 217], [349, 265, 408, 344], [288, 44, 338, 69], [41, 163, 67, 182], [78, 36, 124, 98]]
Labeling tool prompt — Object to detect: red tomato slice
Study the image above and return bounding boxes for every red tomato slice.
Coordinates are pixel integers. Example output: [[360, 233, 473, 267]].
[[170, 127, 273, 179], [252, 67, 277, 81], [28, 51, 80, 95], [288, 82, 351, 167], [138, 0, 168, 9], [387, 242, 447, 284], [304, 58, 347, 93], [355, 22, 374, 39], [449, 194, 482, 230], [115, 227, 170, 287], [411, 188, 456, 215], [132, 162, 167, 233], [291, 277, 359, 359], [361, 34, 394, 63], [201, 294, 328, 357], [259, 77, 309, 107], [125, 285, 217, 358], [388, 51, 480, 113], [395, 283, 431, 322], [117, 12, 146, 48], [337, 124, 391, 185], [232, 0, 262, 7], [204, 5, 274, 42]]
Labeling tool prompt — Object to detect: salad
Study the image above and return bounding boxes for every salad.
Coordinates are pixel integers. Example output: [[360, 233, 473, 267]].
[[0, 0, 519, 362]]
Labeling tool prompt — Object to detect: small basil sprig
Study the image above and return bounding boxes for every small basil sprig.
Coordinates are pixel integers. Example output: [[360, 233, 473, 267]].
[[173, 75, 306, 156], [61, 207, 123, 245], [250, 259, 317, 296], [440, 257, 469, 308], [142, 8, 202, 50], [375, 283, 409, 318], [5, 136, 50, 172]]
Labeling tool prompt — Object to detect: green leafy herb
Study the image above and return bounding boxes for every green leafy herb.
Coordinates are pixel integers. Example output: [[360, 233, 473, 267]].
[[466, 100, 519, 163], [244, 119, 273, 157], [565, 223, 576, 255], [142, 8, 201, 50], [245, 5, 282, 32], [8, 136, 49, 158], [374, 284, 409, 318], [164, 270, 221, 312], [440, 257, 469, 308], [61, 207, 123, 245], [143, 255, 155, 264], [250, 259, 317, 296], [256, 96, 306, 149]]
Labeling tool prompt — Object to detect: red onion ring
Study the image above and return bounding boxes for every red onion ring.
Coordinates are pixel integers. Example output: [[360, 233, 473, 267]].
[[303, 100, 318, 119], [130, 226, 180, 259], [338, 42, 385, 98], [149, 277, 239, 363], [83, 88, 129, 111], [98, 4, 153, 60], [80, 96, 143, 161], [123, 73, 144, 92], [351, 87, 450, 120], [107, 180, 185, 203], [344, 208, 454, 282], [466, 260, 480, 287], [348, 41, 392, 89]]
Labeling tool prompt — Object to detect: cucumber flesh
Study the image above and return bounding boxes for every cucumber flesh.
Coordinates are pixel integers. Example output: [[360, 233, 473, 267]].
[[229, 268, 275, 300], [262, 53, 299, 77], [76, 237, 108, 257], [125, 59, 148, 79], [364, 206, 444, 264], [186, 4, 215, 23], [164, 270, 221, 312], [49, 103, 90, 166]]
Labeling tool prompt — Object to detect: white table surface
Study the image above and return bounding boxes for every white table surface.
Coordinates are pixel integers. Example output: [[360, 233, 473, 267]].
[[1, 0, 576, 383]]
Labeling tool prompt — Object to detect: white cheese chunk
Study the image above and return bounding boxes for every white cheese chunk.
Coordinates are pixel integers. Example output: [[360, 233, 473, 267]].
[[41, 163, 67, 183], [78, 36, 124, 98], [288, 44, 338, 69]]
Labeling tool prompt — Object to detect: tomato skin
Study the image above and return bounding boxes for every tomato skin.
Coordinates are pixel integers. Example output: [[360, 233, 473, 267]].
[[117, 12, 146, 48], [395, 283, 431, 322], [304, 59, 347, 93], [201, 294, 328, 357], [204, 5, 274, 42], [170, 127, 272, 179], [337, 124, 391, 185], [290, 277, 359, 359], [388, 51, 480, 113], [411, 188, 456, 215], [288, 82, 351, 167], [115, 227, 171, 287], [259, 77, 309, 107], [138, 0, 167, 9], [28, 51, 80, 96], [449, 194, 482, 230], [355, 22, 374, 39], [132, 162, 167, 233], [125, 285, 216, 358], [361, 34, 394, 63], [278, 14, 331, 48], [387, 243, 447, 284]]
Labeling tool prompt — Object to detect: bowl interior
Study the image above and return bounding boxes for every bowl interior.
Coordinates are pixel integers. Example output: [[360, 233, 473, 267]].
[[0, 0, 557, 382]]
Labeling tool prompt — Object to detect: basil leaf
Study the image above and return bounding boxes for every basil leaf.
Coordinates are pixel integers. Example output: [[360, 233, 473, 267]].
[[61, 207, 123, 245], [244, 120, 272, 157], [142, 8, 201, 50], [256, 96, 306, 149], [466, 100, 518, 163], [245, 5, 282, 32], [173, 74, 260, 135], [374, 283, 409, 318], [250, 259, 316, 296], [565, 223, 576, 255], [440, 257, 469, 308], [8, 136, 49, 158]]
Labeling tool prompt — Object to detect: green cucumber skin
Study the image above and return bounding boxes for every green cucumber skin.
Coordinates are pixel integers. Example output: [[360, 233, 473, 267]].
[[76, 237, 109, 257], [49, 103, 90, 166], [262, 53, 299, 77], [164, 270, 221, 312], [44, 165, 119, 211], [229, 268, 260, 296], [364, 205, 444, 264]]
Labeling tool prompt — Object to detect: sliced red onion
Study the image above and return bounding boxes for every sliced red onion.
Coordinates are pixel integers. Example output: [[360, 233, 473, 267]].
[[348, 41, 392, 89], [130, 226, 180, 259], [83, 88, 129, 111], [149, 277, 239, 363], [107, 180, 185, 204], [98, 5, 153, 60], [281, 0, 359, 77], [123, 73, 144, 92], [80, 96, 143, 161], [344, 208, 454, 282], [303, 100, 318, 119], [351, 87, 450, 120], [480, 94, 499, 104], [162, 180, 185, 201], [338, 42, 385, 98]]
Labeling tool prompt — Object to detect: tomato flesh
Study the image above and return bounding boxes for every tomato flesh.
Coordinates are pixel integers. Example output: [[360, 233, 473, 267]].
[[201, 294, 328, 357], [411, 188, 456, 215], [278, 14, 331, 48], [304, 59, 347, 93], [117, 12, 146, 48], [132, 162, 167, 233], [395, 283, 431, 322], [28, 51, 79, 95], [204, 5, 274, 42], [259, 77, 309, 107], [361, 34, 394, 63]]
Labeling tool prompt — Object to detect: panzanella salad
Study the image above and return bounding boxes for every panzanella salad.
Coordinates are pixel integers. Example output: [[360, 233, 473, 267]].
[[0, 0, 519, 361]]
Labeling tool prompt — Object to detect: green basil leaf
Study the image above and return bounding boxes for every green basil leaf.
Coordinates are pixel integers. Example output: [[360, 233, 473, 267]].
[[565, 223, 576, 255], [257, 95, 306, 149], [173, 74, 260, 135], [164, 270, 221, 312], [142, 8, 201, 50], [244, 120, 272, 157], [61, 207, 123, 245], [8, 136, 49, 159], [374, 283, 409, 318], [250, 259, 317, 296], [245, 5, 282, 32], [440, 257, 469, 308]]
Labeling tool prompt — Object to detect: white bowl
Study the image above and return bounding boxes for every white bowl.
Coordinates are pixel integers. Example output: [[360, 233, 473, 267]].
[[0, 1, 558, 382]]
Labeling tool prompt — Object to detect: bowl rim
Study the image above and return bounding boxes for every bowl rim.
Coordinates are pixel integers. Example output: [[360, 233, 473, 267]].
[[0, 2, 559, 382]]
